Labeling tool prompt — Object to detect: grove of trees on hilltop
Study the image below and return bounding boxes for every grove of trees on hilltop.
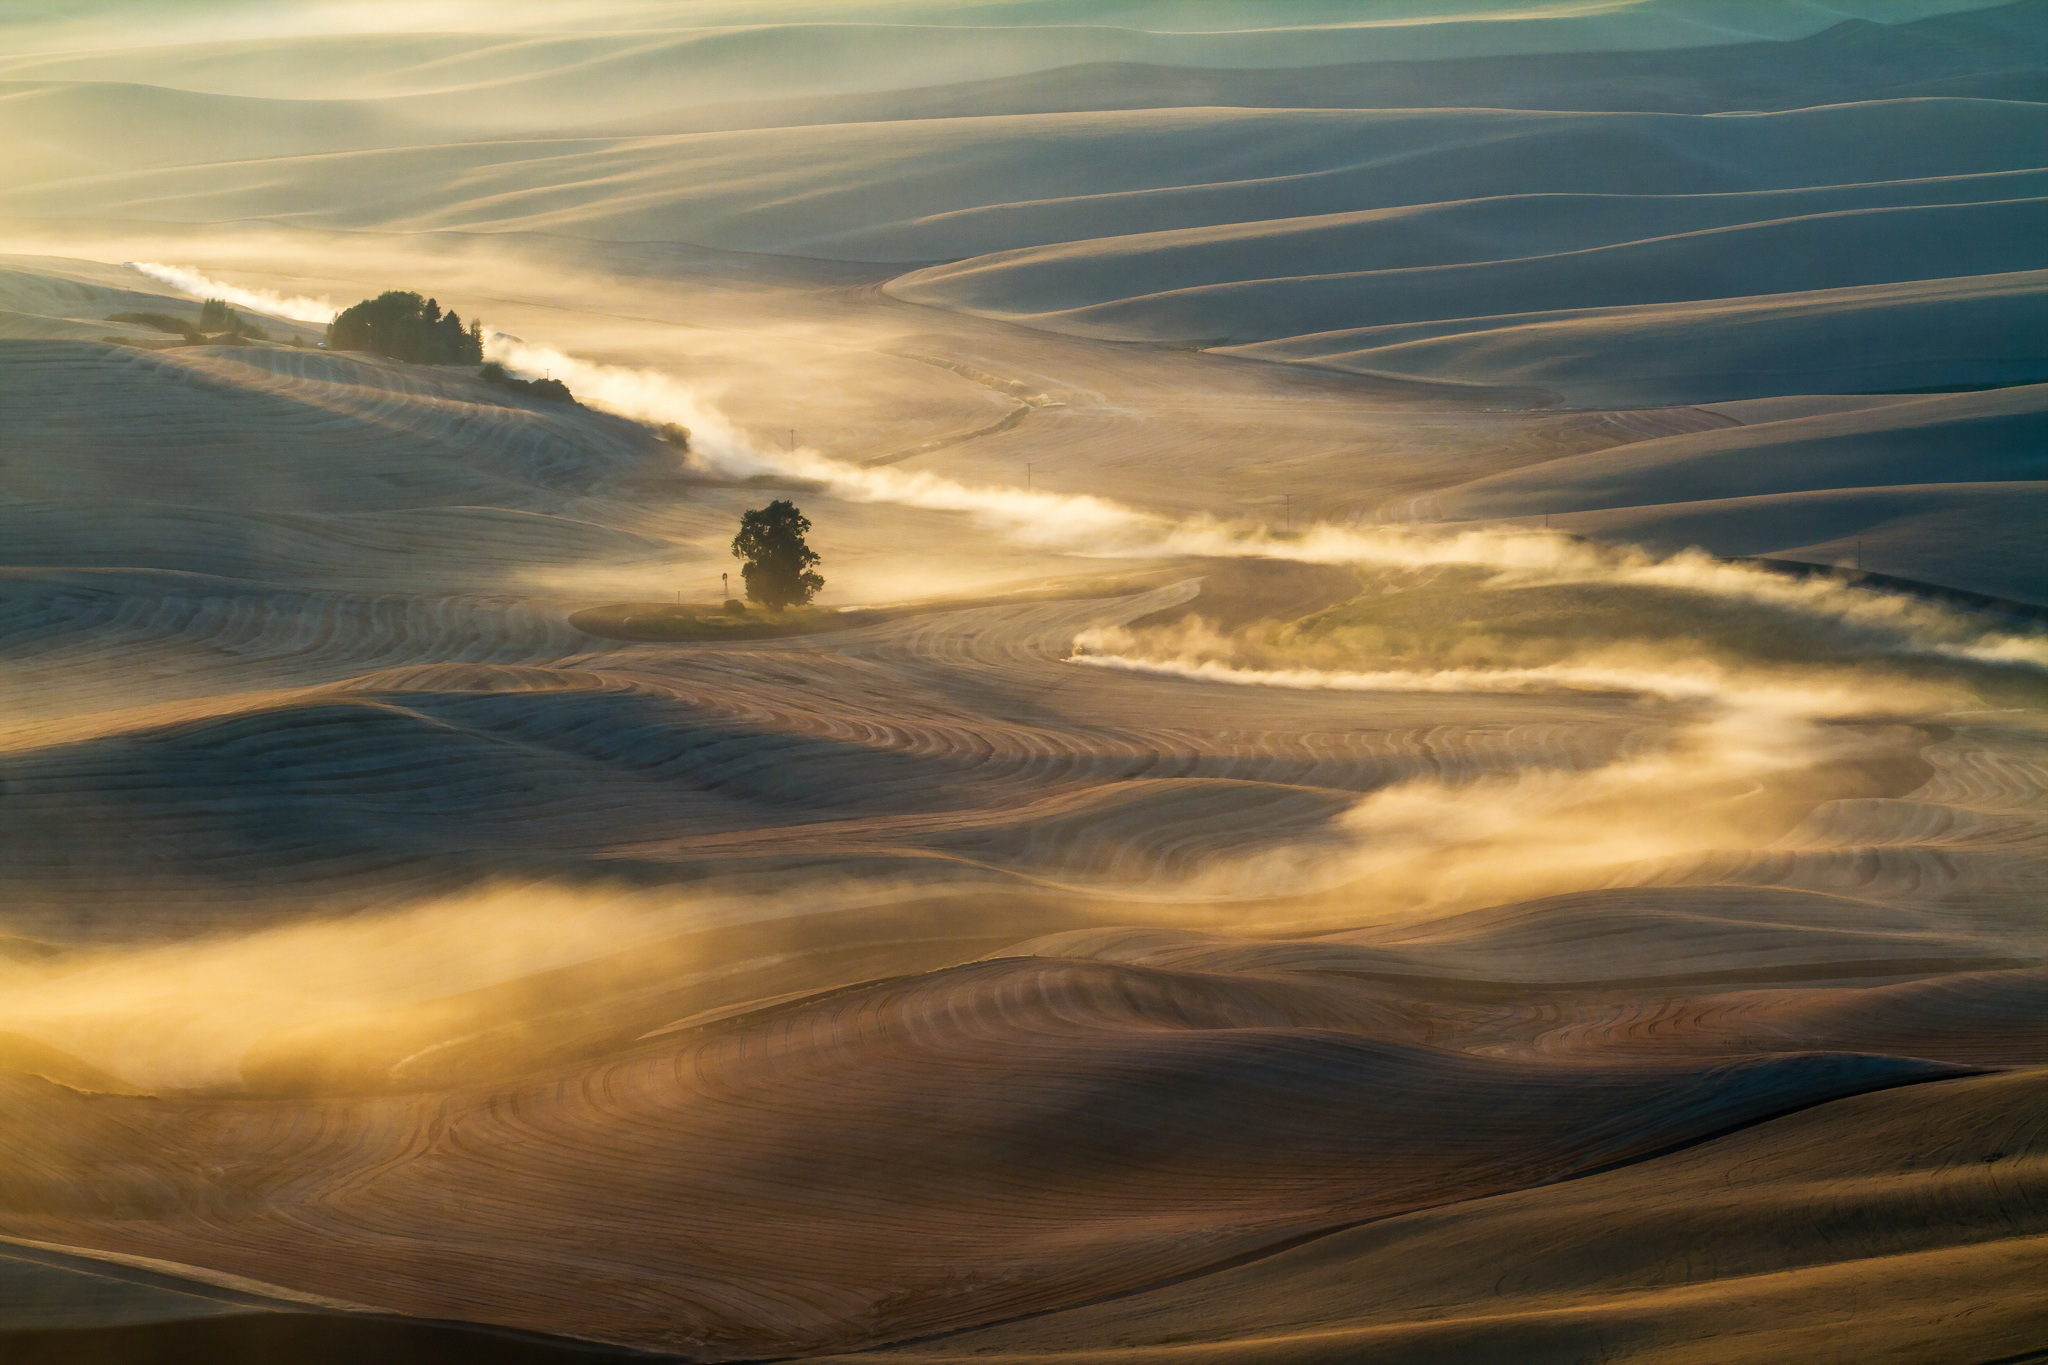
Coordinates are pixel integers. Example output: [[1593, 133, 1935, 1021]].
[[327, 291, 483, 364], [106, 300, 269, 345], [106, 310, 199, 342], [196, 298, 265, 339]]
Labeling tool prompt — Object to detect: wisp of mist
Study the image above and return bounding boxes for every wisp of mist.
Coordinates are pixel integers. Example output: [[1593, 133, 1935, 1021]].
[[119, 262, 2048, 676], [80, 261, 2042, 1085]]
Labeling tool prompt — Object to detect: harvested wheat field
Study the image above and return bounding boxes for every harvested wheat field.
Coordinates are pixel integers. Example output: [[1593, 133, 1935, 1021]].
[[0, 3, 2043, 1363]]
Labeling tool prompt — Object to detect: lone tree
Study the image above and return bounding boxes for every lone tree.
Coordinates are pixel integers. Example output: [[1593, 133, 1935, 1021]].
[[731, 500, 823, 611], [327, 291, 483, 364]]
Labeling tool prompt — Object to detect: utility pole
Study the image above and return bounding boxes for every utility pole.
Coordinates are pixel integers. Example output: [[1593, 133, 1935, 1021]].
[[1026, 462, 1034, 491], [1283, 493, 1292, 530], [787, 428, 796, 453]]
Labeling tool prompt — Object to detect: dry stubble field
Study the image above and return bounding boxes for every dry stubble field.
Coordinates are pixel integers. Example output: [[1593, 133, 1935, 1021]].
[[1, 3, 2046, 1362]]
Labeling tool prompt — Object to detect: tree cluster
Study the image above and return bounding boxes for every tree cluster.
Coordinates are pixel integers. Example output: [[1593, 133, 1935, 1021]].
[[731, 500, 824, 611], [326, 291, 483, 364], [478, 362, 575, 404], [107, 300, 267, 343], [106, 311, 199, 342], [196, 298, 266, 339]]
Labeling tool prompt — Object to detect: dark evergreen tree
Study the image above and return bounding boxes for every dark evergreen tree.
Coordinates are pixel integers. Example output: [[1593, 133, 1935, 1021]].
[[730, 500, 823, 611], [327, 291, 485, 364], [439, 309, 468, 359]]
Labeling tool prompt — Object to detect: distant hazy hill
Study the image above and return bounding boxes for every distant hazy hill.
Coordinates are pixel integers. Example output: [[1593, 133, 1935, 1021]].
[[1, 1, 2038, 404]]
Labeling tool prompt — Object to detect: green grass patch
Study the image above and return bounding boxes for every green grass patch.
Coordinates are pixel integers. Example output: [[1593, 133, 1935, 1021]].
[[568, 602, 881, 642]]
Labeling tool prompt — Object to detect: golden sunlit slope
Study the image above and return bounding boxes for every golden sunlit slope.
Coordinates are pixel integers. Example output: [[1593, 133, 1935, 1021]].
[[4, 621, 2041, 1355], [543, 2, 2048, 134], [1224, 269, 2048, 405], [0, 81, 428, 184], [6, 0, 2011, 165], [834, 1067, 2048, 1365], [0, 1, 2013, 110], [5, 95, 2038, 402], [0, 254, 289, 342], [892, 168, 2048, 304], [0, 341, 673, 590], [1554, 484, 2048, 606], [1424, 384, 2048, 601], [894, 177, 2048, 336], [0, 0, 2042, 1349], [0, 4, 2036, 403], [0, 956, 1977, 1357], [0, 255, 1611, 938], [3, 681, 2041, 1353], [1438, 384, 2048, 519], [892, 179, 2048, 402], [0, 570, 1661, 940], [2, 277, 2043, 1356], [13, 101, 2047, 261]]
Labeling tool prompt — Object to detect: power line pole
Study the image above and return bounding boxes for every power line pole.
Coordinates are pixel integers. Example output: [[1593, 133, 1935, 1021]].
[[1026, 462, 1033, 491]]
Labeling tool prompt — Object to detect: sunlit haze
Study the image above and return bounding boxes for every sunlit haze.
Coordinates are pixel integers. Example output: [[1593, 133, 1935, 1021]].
[[0, 2, 2043, 1361]]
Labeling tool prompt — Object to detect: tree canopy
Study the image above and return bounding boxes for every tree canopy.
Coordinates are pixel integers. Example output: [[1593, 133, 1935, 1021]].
[[196, 298, 266, 339], [107, 311, 198, 342], [326, 291, 483, 364], [731, 500, 824, 611], [107, 303, 267, 345], [478, 361, 575, 404]]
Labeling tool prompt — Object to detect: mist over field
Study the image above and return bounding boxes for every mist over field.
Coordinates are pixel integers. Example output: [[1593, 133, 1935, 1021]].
[[0, 3, 2044, 1362]]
